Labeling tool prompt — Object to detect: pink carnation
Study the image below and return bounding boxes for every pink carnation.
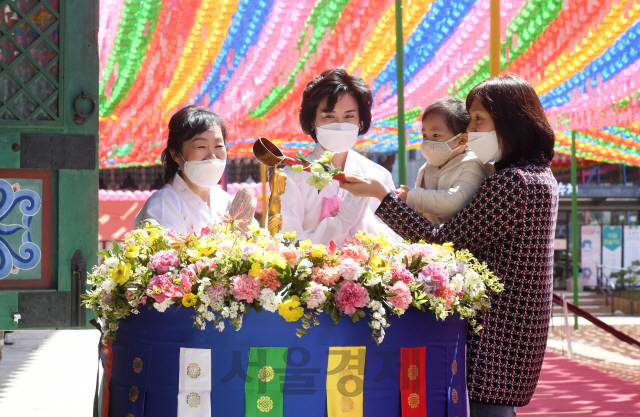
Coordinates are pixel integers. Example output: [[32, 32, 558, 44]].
[[205, 283, 227, 302], [305, 282, 328, 309], [151, 250, 180, 274], [338, 245, 369, 263], [312, 264, 341, 287], [387, 282, 412, 310], [100, 292, 112, 304], [420, 262, 449, 290], [179, 268, 195, 293], [433, 286, 457, 309], [405, 244, 438, 261], [280, 246, 299, 268], [146, 273, 185, 303], [229, 274, 261, 303], [391, 262, 414, 284], [337, 257, 363, 281], [260, 268, 282, 291], [335, 281, 369, 315]]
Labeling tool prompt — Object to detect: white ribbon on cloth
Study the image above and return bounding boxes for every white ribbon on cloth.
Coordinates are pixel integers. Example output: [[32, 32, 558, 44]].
[[178, 348, 212, 417]]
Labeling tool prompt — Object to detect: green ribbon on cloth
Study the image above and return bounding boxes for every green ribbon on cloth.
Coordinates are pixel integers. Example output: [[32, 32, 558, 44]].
[[244, 347, 288, 416]]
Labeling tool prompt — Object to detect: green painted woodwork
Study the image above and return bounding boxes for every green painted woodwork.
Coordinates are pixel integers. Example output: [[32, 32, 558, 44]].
[[0, 132, 20, 168], [0, 0, 98, 330], [0, 292, 18, 330]]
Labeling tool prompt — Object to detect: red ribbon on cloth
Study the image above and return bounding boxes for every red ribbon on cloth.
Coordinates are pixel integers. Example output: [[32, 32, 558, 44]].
[[101, 340, 114, 417], [400, 347, 427, 417]]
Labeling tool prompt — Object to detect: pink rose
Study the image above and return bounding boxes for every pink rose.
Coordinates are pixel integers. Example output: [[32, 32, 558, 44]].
[[337, 257, 363, 281], [420, 262, 449, 290], [338, 245, 369, 263], [405, 244, 438, 261], [312, 264, 341, 287], [217, 240, 233, 253], [151, 250, 180, 274], [229, 274, 261, 303], [179, 268, 195, 293], [391, 262, 414, 284], [205, 282, 227, 302], [100, 292, 112, 303], [146, 273, 185, 303], [195, 258, 217, 273], [280, 246, 299, 268], [387, 281, 412, 310], [335, 281, 369, 315], [305, 282, 328, 309]]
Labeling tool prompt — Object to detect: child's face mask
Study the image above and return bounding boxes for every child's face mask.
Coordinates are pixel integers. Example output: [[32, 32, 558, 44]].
[[420, 133, 462, 167]]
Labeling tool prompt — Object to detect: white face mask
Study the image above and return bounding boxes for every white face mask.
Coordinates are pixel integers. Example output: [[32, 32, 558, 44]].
[[467, 130, 502, 164], [179, 153, 226, 188], [315, 122, 360, 153], [420, 133, 462, 167]]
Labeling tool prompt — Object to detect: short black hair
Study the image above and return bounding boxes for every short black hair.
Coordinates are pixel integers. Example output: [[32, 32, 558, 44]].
[[161, 106, 227, 183], [466, 74, 555, 167], [421, 97, 470, 136], [299, 68, 373, 141]]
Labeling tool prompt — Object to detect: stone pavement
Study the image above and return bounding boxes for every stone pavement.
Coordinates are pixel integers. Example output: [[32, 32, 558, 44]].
[[0, 317, 638, 416], [0, 329, 97, 417]]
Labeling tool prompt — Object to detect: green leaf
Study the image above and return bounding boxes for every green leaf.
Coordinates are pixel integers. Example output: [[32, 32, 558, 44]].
[[356, 309, 366, 317], [253, 301, 262, 314], [323, 290, 334, 301], [350, 313, 358, 323], [385, 292, 397, 297], [330, 306, 340, 324], [112, 241, 121, 252], [296, 151, 311, 164]]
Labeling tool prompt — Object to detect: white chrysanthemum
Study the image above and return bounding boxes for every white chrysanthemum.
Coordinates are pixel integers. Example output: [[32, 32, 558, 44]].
[[259, 288, 280, 313], [369, 300, 382, 311], [372, 320, 381, 330], [200, 277, 211, 286], [298, 259, 313, 270], [200, 293, 211, 305], [364, 275, 382, 287], [216, 321, 225, 332], [379, 317, 387, 326], [104, 257, 118, 268], [230, 301, 239, 311], [373, 312, 381, 320], [450, 274, 464, 293], [154, 299, 173, 313], [221, 307, 230, 318], [101, 279, 116, 293], [229, 310, 238, 319], [211, 301, 223, 312], [205, 311, 215, 321], [135, 266, 148, 275]]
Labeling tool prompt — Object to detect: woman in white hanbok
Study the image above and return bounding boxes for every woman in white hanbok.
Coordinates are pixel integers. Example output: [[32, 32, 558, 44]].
[[135, 106, 254, 234], [280, 69, 400, 245]]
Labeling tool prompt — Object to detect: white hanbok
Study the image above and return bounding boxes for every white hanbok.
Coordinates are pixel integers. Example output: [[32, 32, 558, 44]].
[[280, 145, 401, 245], [134, 174, 233, 234]]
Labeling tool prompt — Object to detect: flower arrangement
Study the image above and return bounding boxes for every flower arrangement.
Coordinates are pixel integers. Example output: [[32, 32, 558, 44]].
[[290, 151, 345, 192], [83, 222, 503, 344]]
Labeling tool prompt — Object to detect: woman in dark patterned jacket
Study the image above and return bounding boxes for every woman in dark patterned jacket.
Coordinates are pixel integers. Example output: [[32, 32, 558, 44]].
[[342, 74, 558, 416]]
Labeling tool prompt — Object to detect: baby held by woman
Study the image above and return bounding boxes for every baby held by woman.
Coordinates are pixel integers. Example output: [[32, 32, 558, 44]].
[[397, 97, 494, 225]]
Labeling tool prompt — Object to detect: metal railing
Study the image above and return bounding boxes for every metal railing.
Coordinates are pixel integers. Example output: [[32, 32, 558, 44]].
[[595, 264, 625, 315]]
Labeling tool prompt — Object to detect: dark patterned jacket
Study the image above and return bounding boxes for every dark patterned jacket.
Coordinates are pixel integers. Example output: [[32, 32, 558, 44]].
[[376, 159, 558, 406]]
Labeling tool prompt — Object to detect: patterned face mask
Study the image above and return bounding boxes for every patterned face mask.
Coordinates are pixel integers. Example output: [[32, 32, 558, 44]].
[[419, 133, 462, 167]]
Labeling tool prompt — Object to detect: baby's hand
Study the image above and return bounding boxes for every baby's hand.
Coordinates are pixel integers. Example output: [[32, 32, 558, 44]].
[[397, 185, 411, 202]]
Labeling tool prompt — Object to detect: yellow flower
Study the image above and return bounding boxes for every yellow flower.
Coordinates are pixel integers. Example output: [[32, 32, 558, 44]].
[[291, 165, 304, 173], [198, 240, 217, 257], [182, 293, 196, 307], [249, 262, 262, 277], [283, 231, 296, 240], [108, 261, 132, 285], [266, 252, 288, 269], [256, 236, 270, 248], [317, 151, 336, 165], [310, 244, 326, 258], [370, 256, 390, 272], [124, 245, 139, 258], [298, 240, 313, 250], [278, 296, 304, 322], [442, 242, 455, 252]]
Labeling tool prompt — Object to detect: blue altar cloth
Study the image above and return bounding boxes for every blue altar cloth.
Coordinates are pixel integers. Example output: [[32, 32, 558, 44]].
[[108, 306, 467, 416]]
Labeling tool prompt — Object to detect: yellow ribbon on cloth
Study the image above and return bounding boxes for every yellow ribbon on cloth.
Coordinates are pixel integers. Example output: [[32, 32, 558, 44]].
[[326, 346, 366, 417]]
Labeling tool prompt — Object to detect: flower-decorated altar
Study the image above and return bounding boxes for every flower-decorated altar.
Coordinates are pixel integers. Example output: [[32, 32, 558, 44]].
[[84, 221, 502, 416]]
